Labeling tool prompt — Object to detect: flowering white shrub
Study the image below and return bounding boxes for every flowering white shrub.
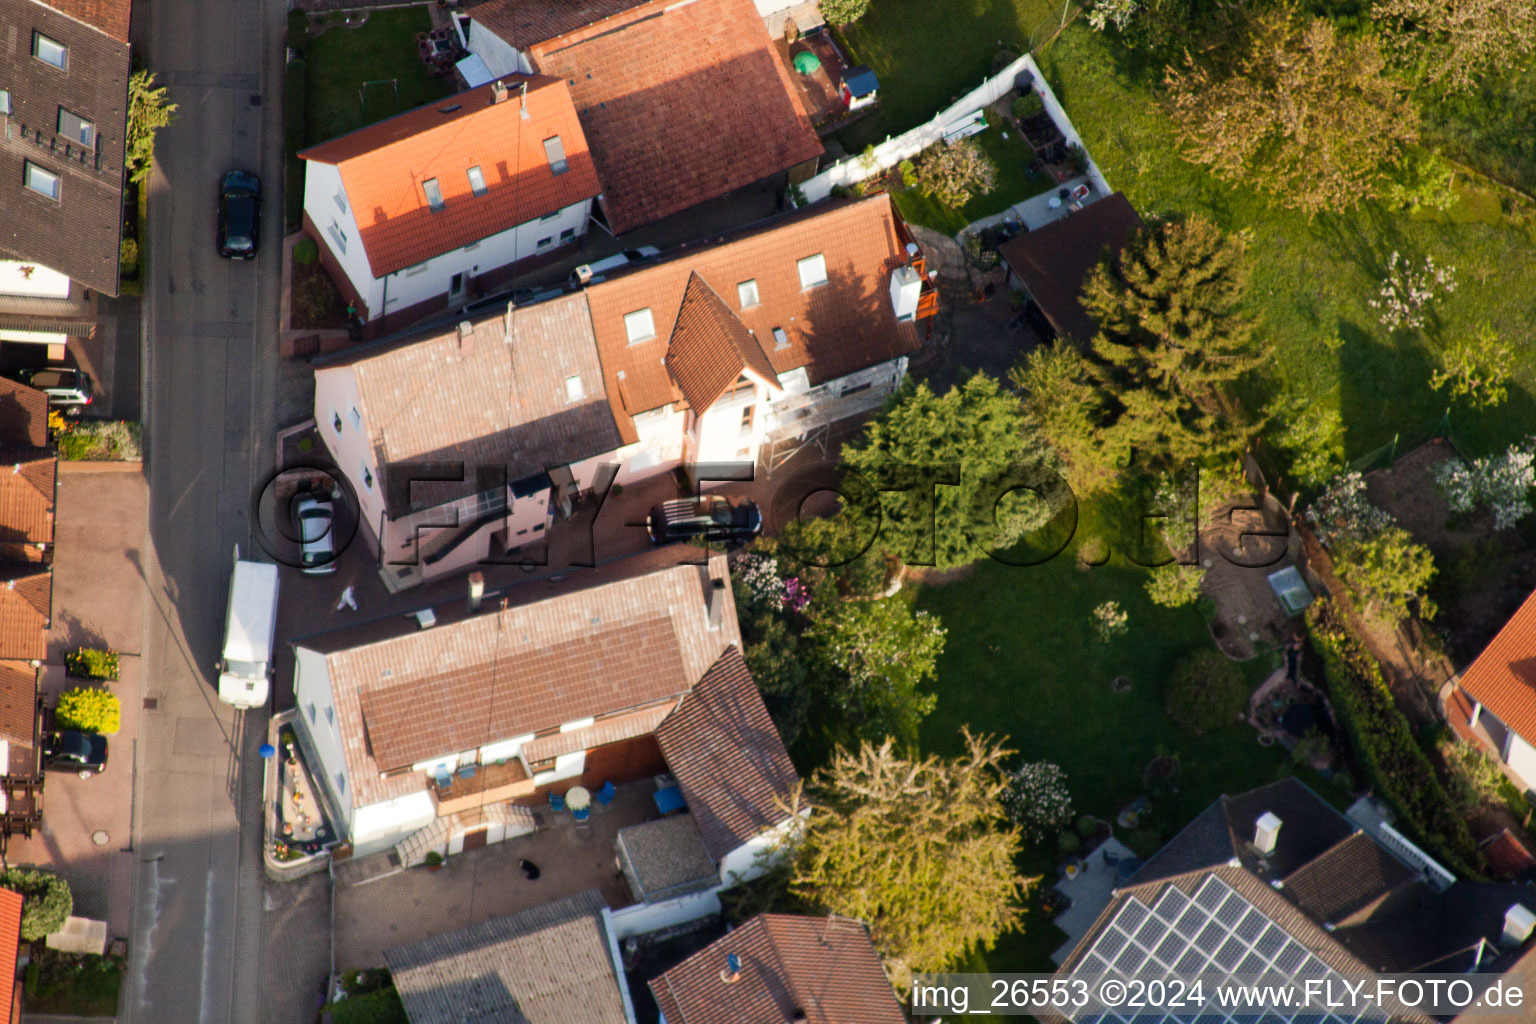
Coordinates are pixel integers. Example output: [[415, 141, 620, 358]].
[[1003, 761, 1075, 842], [1304, 471, 1395, 548], [1087, 0, 1141, 31], [1091, 600, 1129, 643], [1367, 251, 1457, 330], [1434, 440, 1536, 530]]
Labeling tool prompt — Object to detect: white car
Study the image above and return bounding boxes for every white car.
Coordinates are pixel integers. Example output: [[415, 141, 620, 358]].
[[296, 495, 337, 575]]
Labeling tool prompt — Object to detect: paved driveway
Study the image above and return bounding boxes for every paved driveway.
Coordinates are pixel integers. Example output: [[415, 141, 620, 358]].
[[5, 466, 148, 940]]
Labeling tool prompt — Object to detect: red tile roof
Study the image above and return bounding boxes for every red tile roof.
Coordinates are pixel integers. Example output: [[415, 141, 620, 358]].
[[664, 273, 781, 413], [1483, 828, 1536, 879], [655, 646, 799, 860], [41, 0, 132, 41], [650, 914, 905, 1024], [1458, 587, 1536, 745], [527, 0, 822, 233], [587, 194, 923, 438], [0, 381, 49, 448], [0, 569, 49, 661], [300, 74, 600, 279]]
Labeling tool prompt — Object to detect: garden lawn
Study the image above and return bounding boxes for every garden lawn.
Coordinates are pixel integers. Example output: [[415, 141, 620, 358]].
[[891, 122, 1057, 234], [1033, 25, 1536, 463], [834, 0, 1065, 151], [25, 954, 123, 1016], [841, 5, 1536, 463], [303, 9, 453, 147]]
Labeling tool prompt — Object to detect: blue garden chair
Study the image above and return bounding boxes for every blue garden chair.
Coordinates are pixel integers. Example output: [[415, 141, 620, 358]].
[[573, 805, 591, 823], [595, 781, 616, 805], [549, 791, 565, 812]]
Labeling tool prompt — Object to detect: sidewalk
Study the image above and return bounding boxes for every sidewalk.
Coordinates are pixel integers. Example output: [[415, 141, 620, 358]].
[[6, 466, 148, 942]]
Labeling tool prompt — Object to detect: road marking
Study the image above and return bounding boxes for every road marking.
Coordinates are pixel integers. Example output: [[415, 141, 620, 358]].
[[134, 856, 173, 1010], [201, 865, 217, 1024]]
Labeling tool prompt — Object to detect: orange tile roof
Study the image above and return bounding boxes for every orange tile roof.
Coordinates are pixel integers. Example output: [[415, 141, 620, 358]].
[[0, 450, 56, 557], [1459, 587, 1536, 745], [300, 74, 600, 279], [528, 0, 823, 233], [0, 887, 19, 1024], [664, 273, 781, 413], [586, 194, 922, 438], [650, 914, 905, 1024], [0, 569, 49, 661], [0, 662, 36, 754]]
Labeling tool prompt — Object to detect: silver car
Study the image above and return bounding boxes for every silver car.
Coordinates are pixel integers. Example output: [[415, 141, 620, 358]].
[[296, 495, 337, 574]]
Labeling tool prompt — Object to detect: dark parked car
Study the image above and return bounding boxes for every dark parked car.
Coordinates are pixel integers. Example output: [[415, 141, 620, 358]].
[[218, 170, 261, 259], [43, 730, 108, 778], [647, 495, 762, 546], [5, 367, 93, 413]]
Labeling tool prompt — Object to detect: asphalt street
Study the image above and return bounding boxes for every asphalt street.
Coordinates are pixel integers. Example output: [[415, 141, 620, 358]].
[[124, 0, 291, 1019]]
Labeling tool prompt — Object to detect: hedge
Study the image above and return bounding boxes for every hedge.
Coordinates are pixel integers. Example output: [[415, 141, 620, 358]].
[[64, 647, 119, 681], [284, 59, 307, 230], [1307, 602, 1481, 876]]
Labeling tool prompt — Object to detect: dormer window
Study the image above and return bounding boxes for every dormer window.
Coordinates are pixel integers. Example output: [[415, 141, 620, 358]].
[[624, 308, 655, 345], [467, 165, 487, 195], [737, 279, 759, 309], [422, 178, 445, 211], [32, 33, 66, 70], [543, 136, 568, 175], [565, 375, 584, 402], [797, 254, 827, 290]]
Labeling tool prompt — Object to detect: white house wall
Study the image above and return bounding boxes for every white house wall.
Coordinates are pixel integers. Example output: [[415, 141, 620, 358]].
[[376, 200, 591, 321], [0, 260, 71, 298], [609, 889, 722, 941], [718, 808, 808, 885], [352, 791, 437, 858], [462, 19, 530, 77], [314, 365, 388, 543], [1506, 731, 1536, 790], [303, 162, 374, 309], [292, 645, 354, 832]]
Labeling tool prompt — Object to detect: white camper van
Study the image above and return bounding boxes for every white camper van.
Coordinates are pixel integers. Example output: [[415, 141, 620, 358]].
[[218, 548, 279, 708]]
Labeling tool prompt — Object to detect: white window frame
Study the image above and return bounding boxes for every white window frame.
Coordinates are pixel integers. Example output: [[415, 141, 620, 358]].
[[360, 460, 374, 490], [23, 162, 59, 201], [32, 33, 66, 70], [559, 227, 576, 242], [564, 374, 584, 402], [0, 91, 12, 116], [333, 187, 348, 214], [543, 136, 568, 174], [466, 165, 487, 196], [327, 223, 347, 254], [422, 177, 445, 211], [405, 261, 430, 277], [797, 253, 828, 290], [737, 279, 759, 308], [536, 236, 553, 250], [349, 407, 362, 430], [624, 308, 655, 345]]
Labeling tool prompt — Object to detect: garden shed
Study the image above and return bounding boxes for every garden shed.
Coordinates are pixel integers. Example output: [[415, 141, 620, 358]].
[[996, 191, 1142, 342], [839, 65, 879, 110]]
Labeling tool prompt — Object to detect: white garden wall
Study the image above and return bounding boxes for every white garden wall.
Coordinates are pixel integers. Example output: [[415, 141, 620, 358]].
[[798, 54, 1112, 204]]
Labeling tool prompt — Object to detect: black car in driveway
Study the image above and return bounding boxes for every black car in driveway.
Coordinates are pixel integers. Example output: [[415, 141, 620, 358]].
[[217, 170, 261, 259], [647, 495, 763, 546], [43, 730, 108, 778]]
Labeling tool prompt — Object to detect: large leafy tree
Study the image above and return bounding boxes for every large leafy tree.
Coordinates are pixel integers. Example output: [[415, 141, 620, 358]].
[[125, 69, 179, 185], [1164, 6, 1417, 216], [791, 731, 1028, 986], [1373, 0, 1536, 93], [806, 593, 945, 746], [1082, 216, 1262, 469], [1011, 343, 1118, 494], [841, 373, 1051, 569], [0, 869, 72, 941], [1334, 526, 1438, 624], [818, 0, 872, 27]]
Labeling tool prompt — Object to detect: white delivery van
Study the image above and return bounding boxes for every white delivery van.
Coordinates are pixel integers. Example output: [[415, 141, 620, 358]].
[[218, 547, 280, 708]]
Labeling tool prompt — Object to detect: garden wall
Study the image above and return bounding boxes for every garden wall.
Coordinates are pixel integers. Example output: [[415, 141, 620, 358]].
[[608, 889, 721, 939], [797, 53, 1112, 205]]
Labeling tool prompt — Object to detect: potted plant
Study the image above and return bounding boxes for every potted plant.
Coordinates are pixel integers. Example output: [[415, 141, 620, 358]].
[[424, 850, 444, 872]]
